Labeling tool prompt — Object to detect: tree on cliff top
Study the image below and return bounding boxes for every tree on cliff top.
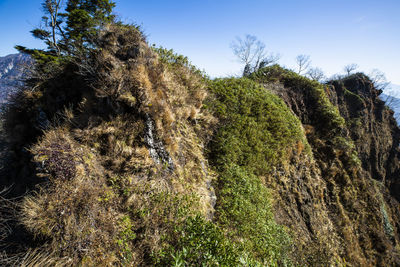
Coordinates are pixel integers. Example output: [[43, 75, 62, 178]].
[[16, 0, 116, 63], [231, 34, 280, 77], [295, 54, 311, 75]]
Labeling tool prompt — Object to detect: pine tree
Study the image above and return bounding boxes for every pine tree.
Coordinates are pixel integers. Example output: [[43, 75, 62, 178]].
[[63, 0, 115, 54], [16, 0, 115, 63]]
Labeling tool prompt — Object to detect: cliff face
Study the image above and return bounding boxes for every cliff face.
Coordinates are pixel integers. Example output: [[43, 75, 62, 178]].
[[1, 26, 400, 266], [251, 68, 400, 266], [330, 75, 400, 202]]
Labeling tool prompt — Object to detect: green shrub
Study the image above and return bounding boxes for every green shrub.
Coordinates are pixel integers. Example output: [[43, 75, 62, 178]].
[[206, 77, 301, 264], [216, 164, 291, 265], [153, 216, 241, 266], [208, 77, 306, 175], [344, 88, 364, 107], [116, 215, 137, 263], [152, 46, 207, 79]]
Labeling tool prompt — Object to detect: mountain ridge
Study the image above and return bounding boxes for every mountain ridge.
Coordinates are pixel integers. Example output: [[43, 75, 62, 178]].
[[1, 26, 400, 266], [0, 53, 31, 106]]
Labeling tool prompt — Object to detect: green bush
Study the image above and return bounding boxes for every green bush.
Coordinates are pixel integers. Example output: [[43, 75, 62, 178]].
[[152, 46, 207, 79], [206, 77, 302, 264], [153, 216, 241, 266], [216, 164, 291, 265], [208, 77, 305, 175]]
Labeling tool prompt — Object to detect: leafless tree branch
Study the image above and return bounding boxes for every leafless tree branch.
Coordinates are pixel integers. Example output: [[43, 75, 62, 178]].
[[343, 63, 358, 76], [295, 54, 311, 75], [369, 69, 390, 91], [231, 34, 279, 76], [307, 67, 325, 82]]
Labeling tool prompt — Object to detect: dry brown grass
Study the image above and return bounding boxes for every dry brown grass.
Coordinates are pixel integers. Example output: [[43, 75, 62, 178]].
[[19, 129, 122, 265], [8, 23, 217, 265]]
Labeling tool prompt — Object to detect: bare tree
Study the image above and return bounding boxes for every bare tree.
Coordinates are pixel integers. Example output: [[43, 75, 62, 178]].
[[295, 54, 311, 75], [231, 34, 280, 76], [369, 69, 390, 91], [45, 0, 63, 54], [307, 67, 325, 82], [343, 63, 358, 76], [31, 0, 65, 55]]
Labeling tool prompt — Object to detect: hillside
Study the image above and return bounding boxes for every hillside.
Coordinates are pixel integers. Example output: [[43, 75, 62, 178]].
[[0, 53, 31, 106], [1, 24, 400, 266]]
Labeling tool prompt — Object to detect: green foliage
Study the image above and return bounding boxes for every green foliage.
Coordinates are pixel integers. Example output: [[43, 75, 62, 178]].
[[152, 46, 207, 79], [16, 0, 116, 62], [14, 45, 62, 65], [64, 0, 116, 52], [310, 84, 345, 132], [208, 77, 305, 175], [344, 89, 364, 106], [153, 216, 241, 266], [251, 65, 345, 134], [249, 66, 363, 170], [216, 164, 291, 265], [207, 77, 300, 264], [116, 215, 136, 263], [344, 88, 365, 117]]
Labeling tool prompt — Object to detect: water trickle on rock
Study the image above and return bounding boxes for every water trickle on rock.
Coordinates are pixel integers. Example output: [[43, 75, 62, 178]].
[[144, 113, 174, 171]]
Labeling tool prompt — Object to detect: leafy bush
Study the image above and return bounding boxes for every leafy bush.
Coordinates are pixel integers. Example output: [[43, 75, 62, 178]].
[[153, 216, 241, 266], [207, 77, 301, 264], [152, 46, 207, 80], [208, 77, 306, 175], [216, 164, 291, 265]]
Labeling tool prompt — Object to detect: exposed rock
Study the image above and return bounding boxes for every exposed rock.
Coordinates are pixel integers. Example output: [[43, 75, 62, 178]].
[[143, 113, 174, 171], [258, 70, 400, 265]]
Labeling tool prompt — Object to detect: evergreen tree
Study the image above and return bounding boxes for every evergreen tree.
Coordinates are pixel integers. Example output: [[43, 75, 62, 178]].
[[63, 0, 115, 54], [16, 0, 115, 63]]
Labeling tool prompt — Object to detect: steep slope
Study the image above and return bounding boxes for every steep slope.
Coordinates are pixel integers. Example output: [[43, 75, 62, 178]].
[[329, 75, 400, 201], [251, 67, 400, 266], [2, 24, 284, 266], [1, 25, 400, 266], [0, 25, 226, 266]]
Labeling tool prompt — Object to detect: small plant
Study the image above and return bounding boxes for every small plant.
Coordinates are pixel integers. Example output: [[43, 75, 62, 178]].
[[153, 215, 241, 266], [116, 216, 136, 263]]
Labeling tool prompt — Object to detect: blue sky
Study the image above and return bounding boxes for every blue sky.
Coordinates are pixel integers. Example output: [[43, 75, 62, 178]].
[[0, 0, 399, 85]]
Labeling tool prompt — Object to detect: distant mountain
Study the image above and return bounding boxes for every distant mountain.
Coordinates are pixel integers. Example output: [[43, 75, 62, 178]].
[[0, 53, 31, 106], [389, 83, 400, 93], [381, 84, 400, 125], [380, 92, 400, 125]]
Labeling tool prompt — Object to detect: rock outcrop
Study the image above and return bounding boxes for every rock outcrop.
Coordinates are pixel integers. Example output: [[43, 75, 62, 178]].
[[252, 67, 400, 265]]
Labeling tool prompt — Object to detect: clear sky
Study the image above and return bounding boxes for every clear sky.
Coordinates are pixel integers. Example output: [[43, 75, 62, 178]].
[[0, 0, 399, 84]]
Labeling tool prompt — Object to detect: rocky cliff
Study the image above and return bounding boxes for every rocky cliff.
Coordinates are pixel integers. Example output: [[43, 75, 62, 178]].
[[251, 68, 400, 265]]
